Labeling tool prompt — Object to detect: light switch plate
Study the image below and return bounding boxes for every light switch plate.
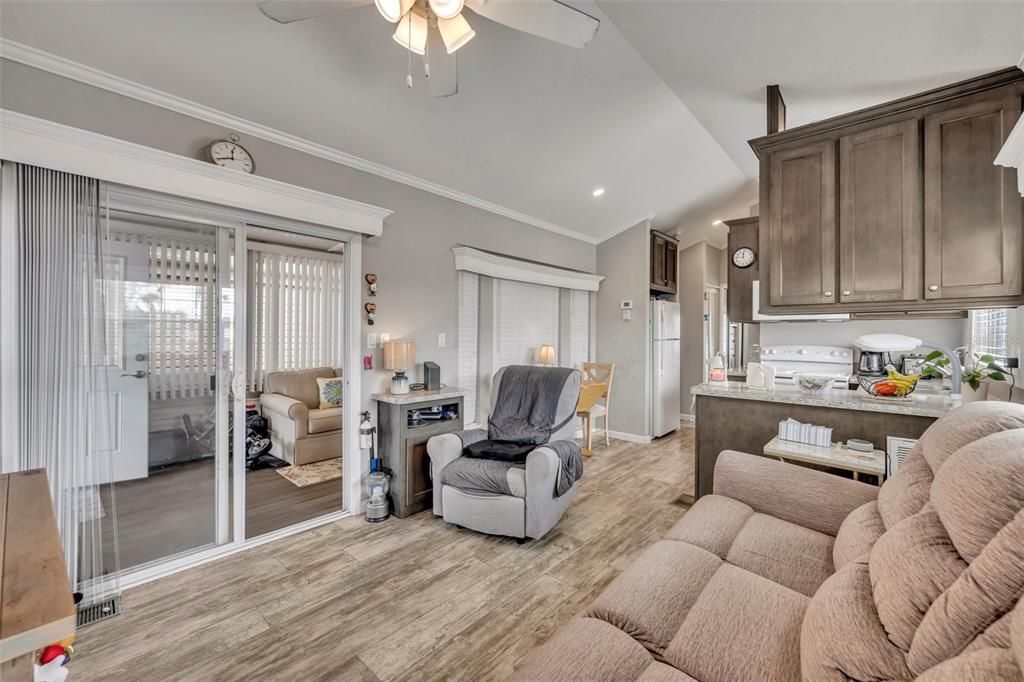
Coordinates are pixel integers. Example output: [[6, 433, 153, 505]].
[[367, 333, 378, 349], [438, 333, 446, 348]]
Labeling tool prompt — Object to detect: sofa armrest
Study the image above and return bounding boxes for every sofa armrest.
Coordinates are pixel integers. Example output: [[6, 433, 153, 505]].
[[713, 450, 879, 536], [426, 429, 486, 515], [260, 393, 309, 438]]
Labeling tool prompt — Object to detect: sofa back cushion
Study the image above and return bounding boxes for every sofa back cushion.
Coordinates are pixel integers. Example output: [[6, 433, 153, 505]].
[[266, 367, 338, 408], [803, 402, 1024, 681]]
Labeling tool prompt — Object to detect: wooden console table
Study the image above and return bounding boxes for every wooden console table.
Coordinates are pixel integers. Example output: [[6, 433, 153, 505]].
[[372, 388, 466, 518], [0, 470, 76, 681]]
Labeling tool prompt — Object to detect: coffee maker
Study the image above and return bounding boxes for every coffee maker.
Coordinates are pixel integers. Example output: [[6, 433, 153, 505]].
[[858, 350, 893, 377]]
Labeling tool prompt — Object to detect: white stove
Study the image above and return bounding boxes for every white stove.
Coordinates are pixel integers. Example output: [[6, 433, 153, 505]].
[[759, 345, 854, 389]]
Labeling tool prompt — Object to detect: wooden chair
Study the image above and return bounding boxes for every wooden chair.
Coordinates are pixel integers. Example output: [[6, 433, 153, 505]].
[[581, 362, 616, 447]]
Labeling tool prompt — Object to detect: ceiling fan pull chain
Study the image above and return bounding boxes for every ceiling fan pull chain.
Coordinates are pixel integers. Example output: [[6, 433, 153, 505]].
[[406, 12, 413, 89]]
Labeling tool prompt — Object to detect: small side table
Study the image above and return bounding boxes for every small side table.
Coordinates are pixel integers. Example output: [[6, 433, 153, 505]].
[[763, 436, 886, 485], [372, 388, 466, 518]]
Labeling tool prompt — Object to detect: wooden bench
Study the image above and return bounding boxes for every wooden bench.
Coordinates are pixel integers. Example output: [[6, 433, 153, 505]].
[[0, 470, 76, 681]]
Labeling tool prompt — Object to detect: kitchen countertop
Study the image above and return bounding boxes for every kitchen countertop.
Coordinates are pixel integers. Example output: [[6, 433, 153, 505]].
[[691, 381, 958, 418], [371, 387, 468, 405]]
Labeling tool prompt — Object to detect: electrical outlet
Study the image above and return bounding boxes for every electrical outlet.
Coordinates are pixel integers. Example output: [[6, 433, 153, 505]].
[[438, 333, 446, 348], [367, 333, 378, 349]]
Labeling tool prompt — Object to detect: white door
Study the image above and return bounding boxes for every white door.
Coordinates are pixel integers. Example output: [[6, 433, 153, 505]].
[[87, 241, 151, 484]]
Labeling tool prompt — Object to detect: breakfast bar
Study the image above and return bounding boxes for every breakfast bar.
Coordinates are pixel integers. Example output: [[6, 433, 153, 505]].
[[690, 382, 957, 499]]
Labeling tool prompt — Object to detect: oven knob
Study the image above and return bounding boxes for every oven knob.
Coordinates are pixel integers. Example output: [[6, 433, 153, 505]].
[[798, 349, 807, 355], [842, 351, 850, 357]]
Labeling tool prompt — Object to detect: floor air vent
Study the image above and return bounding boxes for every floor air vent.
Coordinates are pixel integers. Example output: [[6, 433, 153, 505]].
[[77, 595, 122, 628]]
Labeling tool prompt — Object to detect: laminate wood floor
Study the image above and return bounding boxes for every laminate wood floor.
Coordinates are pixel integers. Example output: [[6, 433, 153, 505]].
[[72, 427, 695, 681]]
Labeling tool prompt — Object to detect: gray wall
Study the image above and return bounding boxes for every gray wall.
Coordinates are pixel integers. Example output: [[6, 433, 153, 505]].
[[0, 59, 597, 413], [595, 220, 650, 438]]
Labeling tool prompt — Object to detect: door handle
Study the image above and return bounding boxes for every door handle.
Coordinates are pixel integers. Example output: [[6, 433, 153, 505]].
[[121, 370, 149, 379]]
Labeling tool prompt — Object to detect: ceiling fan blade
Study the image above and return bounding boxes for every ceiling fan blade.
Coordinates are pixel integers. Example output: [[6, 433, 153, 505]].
[[258, 0, 372, 24], [465, 0, 599, 49], [425, 29, 458, 97]]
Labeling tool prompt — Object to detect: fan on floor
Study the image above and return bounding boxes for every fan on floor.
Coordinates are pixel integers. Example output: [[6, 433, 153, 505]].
[[258, 0, 600, 97]]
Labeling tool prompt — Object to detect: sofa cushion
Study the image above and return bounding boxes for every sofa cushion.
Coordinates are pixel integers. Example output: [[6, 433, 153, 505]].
[[266, 367, 337, 409], [663, 564, 808, 682], [587, 541, 722, 655], [914, 649, 1022, 681], [511, 617, 656, 681], [439, 457, 527, 498], [877, 452, 934, 530], [833, 501, 886, 569], [664, 495, 833, 597], [308, 407, 343, 434]]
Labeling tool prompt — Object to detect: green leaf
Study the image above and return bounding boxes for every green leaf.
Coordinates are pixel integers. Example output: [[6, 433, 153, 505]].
[[979, 354, 995, 363], [989, 371, 1006, 381], [924, 350, 945, 361], [968, 378, 981, 391]]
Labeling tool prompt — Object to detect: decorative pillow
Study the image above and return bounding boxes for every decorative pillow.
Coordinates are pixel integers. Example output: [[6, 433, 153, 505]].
[[316, 377, 344, 409]]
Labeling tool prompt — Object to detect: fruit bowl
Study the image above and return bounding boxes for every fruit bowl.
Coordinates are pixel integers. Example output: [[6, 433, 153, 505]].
[[795, 374, 833, 394], [859, 371, 920, 399]]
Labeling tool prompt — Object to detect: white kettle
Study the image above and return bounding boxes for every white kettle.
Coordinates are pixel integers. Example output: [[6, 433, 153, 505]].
[[745, 362, 775, 390]]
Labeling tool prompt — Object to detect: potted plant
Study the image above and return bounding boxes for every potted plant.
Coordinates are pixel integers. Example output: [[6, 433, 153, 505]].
[[922, 348, 1009, 402]]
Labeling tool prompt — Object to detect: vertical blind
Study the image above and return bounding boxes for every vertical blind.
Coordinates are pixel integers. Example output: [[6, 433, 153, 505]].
[[494, 279, 560, 369], [567, 289, 591, 369], [457, 271, 480, 423], [247, 248, 345, 392]]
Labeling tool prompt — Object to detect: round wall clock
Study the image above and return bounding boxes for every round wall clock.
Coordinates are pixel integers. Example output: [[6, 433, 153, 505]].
[[206, 138, 255, 174], [732, 246, 757, 268]]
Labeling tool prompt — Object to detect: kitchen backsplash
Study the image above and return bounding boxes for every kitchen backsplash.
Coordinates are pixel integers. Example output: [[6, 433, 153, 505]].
[[758, 318, 966, 352]]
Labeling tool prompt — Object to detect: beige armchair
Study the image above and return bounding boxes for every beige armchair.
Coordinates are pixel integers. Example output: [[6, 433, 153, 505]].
[[260, 367, 342, 466]]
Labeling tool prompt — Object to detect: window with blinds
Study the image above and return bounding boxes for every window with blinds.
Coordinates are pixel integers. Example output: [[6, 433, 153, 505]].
[[457, 272, 480, 423], [494, 279, 560, 369], [970, 308, 1011, 363], [247, 249, 345, 392], [567, 289, 591, 369]]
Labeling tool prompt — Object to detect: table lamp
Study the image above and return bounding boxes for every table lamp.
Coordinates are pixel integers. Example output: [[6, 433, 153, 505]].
[[383, 340, 415, 394], [538, 344, 556, 366]]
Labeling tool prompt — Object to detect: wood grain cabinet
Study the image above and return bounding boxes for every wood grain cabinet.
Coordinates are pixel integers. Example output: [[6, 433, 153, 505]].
[[650, 230, 679, 294], [923, 95, 1023, 301], [751, 68, 1024, 315], [726, 217, 760, 322]]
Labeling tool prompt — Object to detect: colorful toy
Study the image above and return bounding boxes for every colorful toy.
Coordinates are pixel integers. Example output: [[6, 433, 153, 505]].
[[35, 640, 74, 682]]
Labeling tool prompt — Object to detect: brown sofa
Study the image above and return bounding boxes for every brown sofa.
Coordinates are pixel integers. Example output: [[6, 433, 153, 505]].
[[260, 367, 342, 466], [514, 401, 1024, 681]]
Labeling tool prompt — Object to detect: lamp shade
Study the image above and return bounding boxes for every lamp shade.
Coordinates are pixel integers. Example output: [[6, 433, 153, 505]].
[[428, 0, 464, 20], [538, 345, 556, 365], [383, 340, 416, 370], [393, 6, 428, 55], [375, 0, 415, 23], [437, 12, 475, 53]]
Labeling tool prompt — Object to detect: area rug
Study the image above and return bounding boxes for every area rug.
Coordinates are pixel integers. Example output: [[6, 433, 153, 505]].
[[276, 457, 343, 487]]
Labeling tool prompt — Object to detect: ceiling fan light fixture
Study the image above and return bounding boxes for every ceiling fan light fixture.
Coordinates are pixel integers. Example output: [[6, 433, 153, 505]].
[[375, 0, 415, 23], [428, 0, 464, 20], [393, 6, 428, 55], [438, 12, 475, 54]]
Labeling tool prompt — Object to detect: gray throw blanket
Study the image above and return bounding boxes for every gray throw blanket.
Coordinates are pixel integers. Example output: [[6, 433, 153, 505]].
[[441, 366, 583, 497]]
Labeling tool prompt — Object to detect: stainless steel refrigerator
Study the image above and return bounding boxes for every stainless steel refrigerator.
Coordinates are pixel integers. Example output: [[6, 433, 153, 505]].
[[651, 299, 681, 438]]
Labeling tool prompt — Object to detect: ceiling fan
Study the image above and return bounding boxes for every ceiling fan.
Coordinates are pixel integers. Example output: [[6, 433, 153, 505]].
[[258, 0, 600, 97]]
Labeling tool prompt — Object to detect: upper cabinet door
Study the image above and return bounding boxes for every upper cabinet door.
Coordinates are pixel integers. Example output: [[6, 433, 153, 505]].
[[766, 140, 838, 306], [651, 232, 667, 286], [924, 95, 1023, 300], [665, 240, 678, 290], [839, 119, 922, 304]]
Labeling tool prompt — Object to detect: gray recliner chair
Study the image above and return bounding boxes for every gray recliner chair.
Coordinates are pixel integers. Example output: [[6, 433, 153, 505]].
[[426, 366, 582, 541]]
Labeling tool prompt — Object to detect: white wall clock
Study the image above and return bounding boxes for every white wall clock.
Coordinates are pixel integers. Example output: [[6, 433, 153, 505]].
[[206, 136, 255, 174], [732, 246, 756, 269]]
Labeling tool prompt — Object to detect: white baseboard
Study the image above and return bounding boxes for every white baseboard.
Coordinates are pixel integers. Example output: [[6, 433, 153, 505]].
[[607, 430, 654, 445], [679, 413, 695, 423]]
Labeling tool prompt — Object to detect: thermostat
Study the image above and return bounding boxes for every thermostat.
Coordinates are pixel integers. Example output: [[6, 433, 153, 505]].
[[620, 300, 633, 321]]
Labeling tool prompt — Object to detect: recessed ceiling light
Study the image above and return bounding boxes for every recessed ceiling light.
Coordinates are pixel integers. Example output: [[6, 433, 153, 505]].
[[592, 188, 605, 197], [712, 219, 725, 226]]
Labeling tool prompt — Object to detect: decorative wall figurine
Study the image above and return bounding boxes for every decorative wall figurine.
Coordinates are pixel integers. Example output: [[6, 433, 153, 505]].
[[365, 302, 377, 325], [365, 273, 378, 296]]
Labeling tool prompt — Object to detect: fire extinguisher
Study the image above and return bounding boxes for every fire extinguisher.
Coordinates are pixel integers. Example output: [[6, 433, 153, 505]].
[[360, 411, 379, 472]]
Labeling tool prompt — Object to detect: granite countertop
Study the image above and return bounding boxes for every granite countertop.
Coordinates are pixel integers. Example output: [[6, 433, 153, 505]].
[[691, 381, 959, 418], [371, 387, 468, 405]]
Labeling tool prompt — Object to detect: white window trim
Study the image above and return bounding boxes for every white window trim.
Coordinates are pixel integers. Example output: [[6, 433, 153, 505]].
[[453, 246, 603, 292]]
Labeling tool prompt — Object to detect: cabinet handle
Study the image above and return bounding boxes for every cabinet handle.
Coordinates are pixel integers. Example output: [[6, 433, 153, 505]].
[[928, 284, 939, 292], [842, 290, 851, 296], [824, 291, 833, 297]]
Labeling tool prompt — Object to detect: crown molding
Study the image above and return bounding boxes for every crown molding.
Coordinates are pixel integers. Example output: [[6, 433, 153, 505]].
[[0, 38, 600, 245], [0, 109, 392, 234], [452, 246, 604, 291]]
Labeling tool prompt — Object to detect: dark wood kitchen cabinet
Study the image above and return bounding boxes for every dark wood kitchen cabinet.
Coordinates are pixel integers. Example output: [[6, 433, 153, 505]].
[[923, 95, 1023, 301], [838, 118, 922, 304], [763, 139, 837, 306], [751, 67, 1024, 315], [726, 217, 759, 322], [650, 229, 678, 295]]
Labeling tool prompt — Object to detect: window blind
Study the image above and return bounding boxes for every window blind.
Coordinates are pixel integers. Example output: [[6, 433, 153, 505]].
[[567, 289, 591, 369], [457, 272, 480, 423], [970, 308, 1011, 363], [494, 279, 559, 369]]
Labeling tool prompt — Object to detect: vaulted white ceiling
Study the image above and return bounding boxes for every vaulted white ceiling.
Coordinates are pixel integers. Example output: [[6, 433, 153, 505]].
[[0, 1, 1021, 244]]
